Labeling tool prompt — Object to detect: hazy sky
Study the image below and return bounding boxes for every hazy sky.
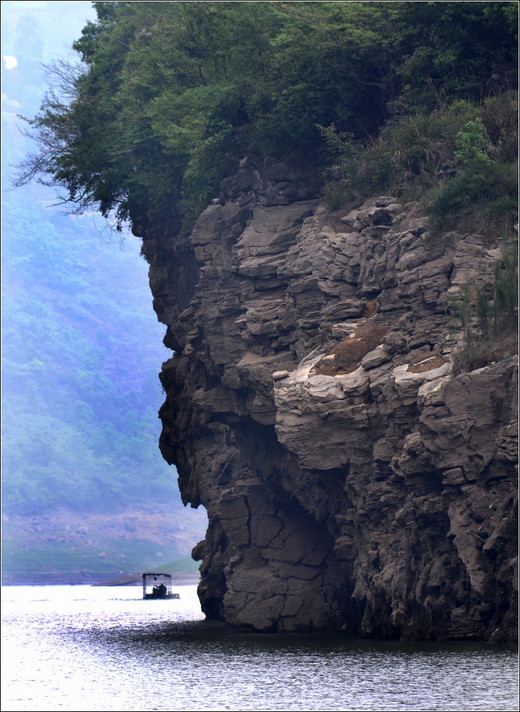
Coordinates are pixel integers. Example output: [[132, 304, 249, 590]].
[[2, 2, 96, 131], [2, 1, 95, 69]]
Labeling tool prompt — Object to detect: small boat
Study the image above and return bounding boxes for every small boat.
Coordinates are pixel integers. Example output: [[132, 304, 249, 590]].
[[142, 572, 180, 599]]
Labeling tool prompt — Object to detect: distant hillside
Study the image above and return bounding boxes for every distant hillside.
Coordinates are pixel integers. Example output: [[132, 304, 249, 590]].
[[2, 508, 204, 585]]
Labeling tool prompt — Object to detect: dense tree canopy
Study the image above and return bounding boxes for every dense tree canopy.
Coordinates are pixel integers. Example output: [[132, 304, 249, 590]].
[[16, 1, 518, 234]]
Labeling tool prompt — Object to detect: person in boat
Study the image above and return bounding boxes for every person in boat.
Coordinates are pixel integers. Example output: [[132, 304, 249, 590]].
[[152, 583, 167, 597]]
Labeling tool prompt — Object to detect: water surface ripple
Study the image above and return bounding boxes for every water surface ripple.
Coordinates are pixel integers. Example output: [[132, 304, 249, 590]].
[[2, 585, 518, 711]]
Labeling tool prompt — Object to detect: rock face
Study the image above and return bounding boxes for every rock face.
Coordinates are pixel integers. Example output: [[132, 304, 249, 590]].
[[140, 156, 517, 642]]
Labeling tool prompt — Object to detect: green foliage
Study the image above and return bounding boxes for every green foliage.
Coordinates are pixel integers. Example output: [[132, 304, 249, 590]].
[[450, 281, 475, 354], [431, 94, 517, 237], [475, 284, 491, 336], [392, 2, 517, 111], [16, 2, 517, 235], [319, 123, 363, 207], [424, 161, 517, 236], [454, 118, 493, 167], [320, 100, 489, 203], [321, 86, 518, 225]]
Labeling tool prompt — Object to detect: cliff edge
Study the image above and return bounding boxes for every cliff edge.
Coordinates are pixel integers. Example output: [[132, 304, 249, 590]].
[[140, 157, 517, 642]]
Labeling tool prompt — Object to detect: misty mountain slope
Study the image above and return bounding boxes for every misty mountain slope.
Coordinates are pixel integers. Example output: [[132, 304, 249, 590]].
[[1, 1, 206, 583]]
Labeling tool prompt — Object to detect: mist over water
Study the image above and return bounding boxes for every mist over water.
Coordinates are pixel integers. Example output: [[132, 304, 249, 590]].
[[2, 585, 518, 711]]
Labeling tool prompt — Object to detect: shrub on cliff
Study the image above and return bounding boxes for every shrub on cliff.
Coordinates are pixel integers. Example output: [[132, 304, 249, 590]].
[[425, 161, 517, 236], [423, 92, 517, 237], [322, 105, 472, 205], [323, 89, 517, 247]]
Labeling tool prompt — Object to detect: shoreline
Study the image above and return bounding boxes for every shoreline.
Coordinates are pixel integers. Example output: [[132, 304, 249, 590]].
[[2, 572, 201, 587]]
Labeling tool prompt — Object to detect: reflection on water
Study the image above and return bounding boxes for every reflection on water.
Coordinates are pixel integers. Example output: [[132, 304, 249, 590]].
[[1, 585, 518, 711]]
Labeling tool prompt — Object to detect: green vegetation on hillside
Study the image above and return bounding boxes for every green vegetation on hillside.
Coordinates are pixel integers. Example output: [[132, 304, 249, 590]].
[[16, 1, 517, 237], [448, 239, 518, 373], [323, 91, 517, 233]]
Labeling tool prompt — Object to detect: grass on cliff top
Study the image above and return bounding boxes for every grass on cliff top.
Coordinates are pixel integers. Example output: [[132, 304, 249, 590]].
[[322, 93, 518, 247]]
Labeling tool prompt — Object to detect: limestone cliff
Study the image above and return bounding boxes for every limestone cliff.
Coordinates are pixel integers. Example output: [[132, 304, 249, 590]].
[[140, 156, 517, 643]]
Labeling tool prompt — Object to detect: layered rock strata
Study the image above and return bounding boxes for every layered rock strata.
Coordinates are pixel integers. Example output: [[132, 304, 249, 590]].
[[140, 157, 517, 642]]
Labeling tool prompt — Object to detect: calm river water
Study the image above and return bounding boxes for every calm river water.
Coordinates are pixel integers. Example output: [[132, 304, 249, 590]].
[[1, 584, 518, 711]]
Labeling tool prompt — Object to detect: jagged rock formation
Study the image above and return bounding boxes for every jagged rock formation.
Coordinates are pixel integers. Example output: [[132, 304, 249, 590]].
[[140, 156, 517, 643]]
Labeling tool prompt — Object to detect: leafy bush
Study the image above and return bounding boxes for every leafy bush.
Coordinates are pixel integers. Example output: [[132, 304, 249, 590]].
[[422, 94, 517, 237], [424, 162, 517, 237], [454, 118, 493, 167], [358, 112, 457, 194]]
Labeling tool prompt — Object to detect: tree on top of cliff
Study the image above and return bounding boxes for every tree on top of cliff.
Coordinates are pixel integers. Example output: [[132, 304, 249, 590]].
[[14, 1, 517, 234]]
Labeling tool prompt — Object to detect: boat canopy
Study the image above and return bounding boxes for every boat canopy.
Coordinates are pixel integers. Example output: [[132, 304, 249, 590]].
[[142, 572, 172, 599]]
